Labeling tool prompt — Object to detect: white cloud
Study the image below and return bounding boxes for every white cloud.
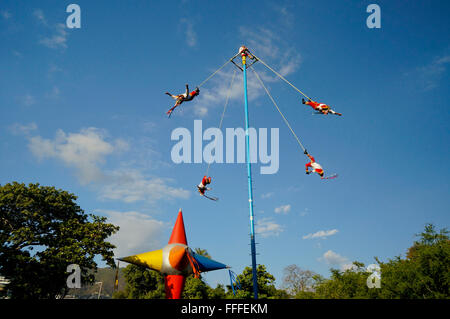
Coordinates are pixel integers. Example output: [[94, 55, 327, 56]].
[[255, 217, 284, 238], [274, 204, 291, 214], [415, 54, 450, 90], [239, 26, 301, 77], [190, 25, 301, 118], [319, 250, 352, 271], [20, 94, 35, 106], [99, 210, 166, 258], [26, 127, 190, 203], [33, 9, 48, 25], [48, 63, 63, 75], [40, 23, 68, 49], [1, 10, 11, 19], [320, 250, 348, 265], [28, 127, 127, 184], [275, 6, 294, 27], [261, 192, 274, 199], [299, 208, 310, 217], [190, 69, 253, 117], [302, 229, 339, 240], [9, 122, 38, 136], [436, 55, 450, 64], [12, 50, 23, 58], [45, 86, 60, 99], [33, 9, 68, 49], [99, 168, 190, 203], [180, 18, 197, 47]]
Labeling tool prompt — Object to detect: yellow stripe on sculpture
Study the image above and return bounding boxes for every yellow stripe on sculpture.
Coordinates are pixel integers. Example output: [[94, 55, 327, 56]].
[[120, 249, 163, 272]]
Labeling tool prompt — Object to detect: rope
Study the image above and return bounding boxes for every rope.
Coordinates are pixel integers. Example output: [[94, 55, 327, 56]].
[[197, 53, 239, 89], [205, 69, 237, 176], [250, 66, 308, 154], [228, 270, 241, 296], [252, 54, 312, 101], [186, 251, 201, 279]]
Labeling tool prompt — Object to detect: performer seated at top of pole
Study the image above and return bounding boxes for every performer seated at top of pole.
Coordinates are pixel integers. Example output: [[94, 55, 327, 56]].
[[302, 98, 342, 116], [165, 84, 200, 118], [304, 150, 325, 179], [238, 46, 255, 59]]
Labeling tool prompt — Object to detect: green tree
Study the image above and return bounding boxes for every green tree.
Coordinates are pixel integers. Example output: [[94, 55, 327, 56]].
[[182, 276, 210, 299], [194, 248, 211, 259], [208, 283, 227, 299], [113, 264, 165, 299], [376, 224, 449, 299], [311, 224, 449, 299], [232, 265, 281, 299], [0, 182, 119, 299], [313, 262, 379, 299]]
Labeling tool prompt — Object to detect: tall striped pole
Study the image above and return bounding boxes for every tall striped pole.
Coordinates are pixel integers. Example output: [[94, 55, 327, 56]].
[[242, 50, 258, 299]]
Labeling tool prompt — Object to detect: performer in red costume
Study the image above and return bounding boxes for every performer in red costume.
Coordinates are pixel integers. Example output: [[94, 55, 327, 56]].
[[165, 84, 200, 117], [197, 176, 218, 201], [302, 98, 342, 116], [305, 152, 325, 179], [197, 176, 212, 196]]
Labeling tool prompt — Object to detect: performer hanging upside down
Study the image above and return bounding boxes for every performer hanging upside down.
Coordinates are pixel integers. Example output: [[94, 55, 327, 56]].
[[302, 98, 342, 116], [304, 151, 325, 179], [197, 176, 212, 196], [165, 84, 200, 117]]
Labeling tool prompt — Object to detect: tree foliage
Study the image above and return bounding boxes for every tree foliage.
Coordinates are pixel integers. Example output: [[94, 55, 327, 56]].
[[113, 264, 165, 299], [182, 276, 210, 299], [375, 224, 449, 299], [282, 264, 317, 296], [0, 182, 119, 299], [302, 224, 450, 299], [312, 262, 379, 299], [232, 264, 282, 299]]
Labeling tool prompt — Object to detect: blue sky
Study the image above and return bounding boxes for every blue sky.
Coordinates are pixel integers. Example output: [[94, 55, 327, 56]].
[[1, 1, 449, 289]]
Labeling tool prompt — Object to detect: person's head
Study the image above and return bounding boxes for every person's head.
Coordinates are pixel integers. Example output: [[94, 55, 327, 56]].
[[194, 87, 200, 95], [319, 172, 324, 178]]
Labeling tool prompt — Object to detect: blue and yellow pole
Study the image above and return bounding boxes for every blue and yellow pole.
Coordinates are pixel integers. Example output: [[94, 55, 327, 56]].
[[242, 50, 259, 299]]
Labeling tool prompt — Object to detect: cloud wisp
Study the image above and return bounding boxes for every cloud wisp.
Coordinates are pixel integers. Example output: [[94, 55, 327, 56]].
[[26, 126, 190, 203], [180, 18, 197, 48], [98, 209, 167, 258], [413, 54, 450, 90], [319, 250, 354, 271], [302, 229, 339, 240], [33, 9, 69, 49], [28, 127, 125, 184], [274, 204, 291, 214], [189, 25, 302, 118], [255, 217, 284, 238]]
